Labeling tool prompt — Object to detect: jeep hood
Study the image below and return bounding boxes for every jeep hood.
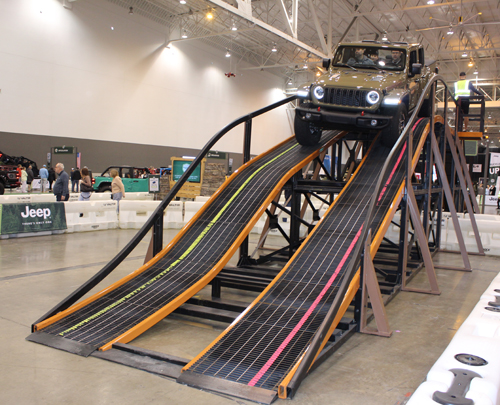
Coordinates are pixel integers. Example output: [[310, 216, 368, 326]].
[[316, 68, 405, 92]]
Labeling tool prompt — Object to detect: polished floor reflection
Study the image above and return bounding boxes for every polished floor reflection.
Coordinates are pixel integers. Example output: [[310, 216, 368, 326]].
[[1, 229, 499, 405]]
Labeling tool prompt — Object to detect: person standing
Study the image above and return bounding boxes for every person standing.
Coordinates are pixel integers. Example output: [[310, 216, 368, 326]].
[[20, 166, 28, 193], [39, 165, 49, 192], [454, 72, 482, 131], [27, 165, 34, 192], [71, 167, 81, 193], [53, 163, 70, 201], [111, 169, 125, 211], [48, 167, 56, 191], [79, 167, 93, 201]]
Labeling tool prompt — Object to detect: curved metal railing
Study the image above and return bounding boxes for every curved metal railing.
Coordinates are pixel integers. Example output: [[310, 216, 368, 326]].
[[32, 95, 297, 329], [287, 74, 459, 396]]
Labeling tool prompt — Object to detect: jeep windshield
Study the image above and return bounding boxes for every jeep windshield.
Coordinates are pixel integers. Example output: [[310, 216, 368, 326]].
[[332, 46, 406, 71]]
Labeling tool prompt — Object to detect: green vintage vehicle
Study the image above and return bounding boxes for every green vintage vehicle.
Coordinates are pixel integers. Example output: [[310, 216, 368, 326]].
[[295, 41, 435, 146], [92, 165, 150, 192]]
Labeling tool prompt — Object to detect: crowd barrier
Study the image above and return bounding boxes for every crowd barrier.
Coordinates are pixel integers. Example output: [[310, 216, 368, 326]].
[[118, 200, 183, 229], [3, 194, 500, 250], [381, 211, 500, 257], [407, 272, 500, 405], [65, 201, 118, 233], [184, 201, 206, 224], [0, 192, 154, 204]]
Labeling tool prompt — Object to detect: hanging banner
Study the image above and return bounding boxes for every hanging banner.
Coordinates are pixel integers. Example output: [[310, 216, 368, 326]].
[[0, 203, 67, 235], [486, 152, 500, 205]]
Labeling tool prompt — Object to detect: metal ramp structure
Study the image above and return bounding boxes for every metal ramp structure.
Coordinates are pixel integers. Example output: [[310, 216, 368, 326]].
[[27, 76, 485, 403], [27, 99, 345, 355]]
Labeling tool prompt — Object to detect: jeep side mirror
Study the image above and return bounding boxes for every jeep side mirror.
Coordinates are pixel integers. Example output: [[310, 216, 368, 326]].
[[322, 58, 331, 70], [411, 63, 422, 76]]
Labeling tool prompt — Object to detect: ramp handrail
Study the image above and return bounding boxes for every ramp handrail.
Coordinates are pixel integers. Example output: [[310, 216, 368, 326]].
[[287, 75, 458, 396], [32, 95, 297, 330]]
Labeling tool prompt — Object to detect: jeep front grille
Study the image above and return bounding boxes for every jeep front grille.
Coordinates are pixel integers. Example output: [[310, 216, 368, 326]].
[[324, 88, 368, 108]]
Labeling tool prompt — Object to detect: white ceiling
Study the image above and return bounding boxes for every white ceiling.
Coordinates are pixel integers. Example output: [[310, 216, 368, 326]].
[[103, 0, 500, 141]]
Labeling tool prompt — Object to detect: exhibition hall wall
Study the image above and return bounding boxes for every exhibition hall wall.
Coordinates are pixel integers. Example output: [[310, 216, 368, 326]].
[[0, 0, 292, 171]]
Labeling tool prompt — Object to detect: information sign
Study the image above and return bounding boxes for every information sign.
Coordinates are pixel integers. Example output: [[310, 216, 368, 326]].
[[0, 202, 67, 235], [148, 175, 160, 193], [207, 151, 227, 159], [172, 160, 201, 183], [54, 146, 74, 154]]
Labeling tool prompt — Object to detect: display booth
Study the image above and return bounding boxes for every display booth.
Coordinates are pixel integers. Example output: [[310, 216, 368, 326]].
[[169, 157, 206, 199]]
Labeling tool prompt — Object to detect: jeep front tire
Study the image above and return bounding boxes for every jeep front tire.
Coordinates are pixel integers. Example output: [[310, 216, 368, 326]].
[[382, 103, 408, 147], [294, 114, 322, 146]]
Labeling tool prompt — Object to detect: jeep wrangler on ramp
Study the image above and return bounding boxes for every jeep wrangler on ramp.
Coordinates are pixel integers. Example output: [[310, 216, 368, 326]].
[[295, 41, 434, 147]]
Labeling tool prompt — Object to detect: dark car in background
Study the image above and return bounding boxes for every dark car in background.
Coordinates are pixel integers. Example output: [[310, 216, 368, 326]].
[[0, 165, 21, 194]]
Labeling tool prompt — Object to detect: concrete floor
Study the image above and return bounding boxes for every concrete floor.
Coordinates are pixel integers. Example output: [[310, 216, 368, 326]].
[[1, 228, 499, 405]]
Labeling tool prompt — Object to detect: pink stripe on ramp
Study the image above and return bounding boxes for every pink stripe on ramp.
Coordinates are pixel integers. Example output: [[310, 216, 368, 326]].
[[247, 225, 364, 387], [377, 118, 424, 203]]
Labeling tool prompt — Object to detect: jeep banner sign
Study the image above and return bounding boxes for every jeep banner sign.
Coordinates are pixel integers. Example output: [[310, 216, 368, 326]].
[[0, 203, 67, 235]]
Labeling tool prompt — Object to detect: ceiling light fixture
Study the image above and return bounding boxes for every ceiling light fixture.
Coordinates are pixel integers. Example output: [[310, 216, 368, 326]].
[[271, 44, 277, 52], [129, 6, 133, 14], [180, 0, 186, 3], [225, 49, 231, 57], [447, 25, 454, 35], [181, 30, 188, 39], [231, 22, 237, 31], [382, 31, 388, 41], [468, 58, 474, 67], [474, 66, 478, 75], [427, 0, 435, 4], [462, 51, 468, 57]]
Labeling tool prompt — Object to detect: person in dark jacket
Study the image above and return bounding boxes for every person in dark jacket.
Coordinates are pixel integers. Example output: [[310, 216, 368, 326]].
[[71, 167, 82, 193], [27, 165, 34, 192], [53, 163, 70, 201], [48, 167, 56, 191]]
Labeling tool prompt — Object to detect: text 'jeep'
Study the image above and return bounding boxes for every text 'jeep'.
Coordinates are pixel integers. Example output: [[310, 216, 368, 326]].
[[295, 41, 435, 147]]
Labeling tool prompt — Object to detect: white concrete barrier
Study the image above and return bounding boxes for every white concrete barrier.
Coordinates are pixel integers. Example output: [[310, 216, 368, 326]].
[[0, 194, 32, 204], [184, 201, 206, 224], [444, 213, 500, 255], [164, 201, 184, 229], [31, 194, 57, 203], [118, 200, 184, 229], [65, 201, 118, 233], [119, 200, 160, 229], [88, 192, 153, 201], [408, 272, 500, 405]]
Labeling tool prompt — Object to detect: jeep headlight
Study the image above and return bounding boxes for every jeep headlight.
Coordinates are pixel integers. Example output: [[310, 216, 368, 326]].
[[313, 86, 325, 100], [366, 91, 380, 105]]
